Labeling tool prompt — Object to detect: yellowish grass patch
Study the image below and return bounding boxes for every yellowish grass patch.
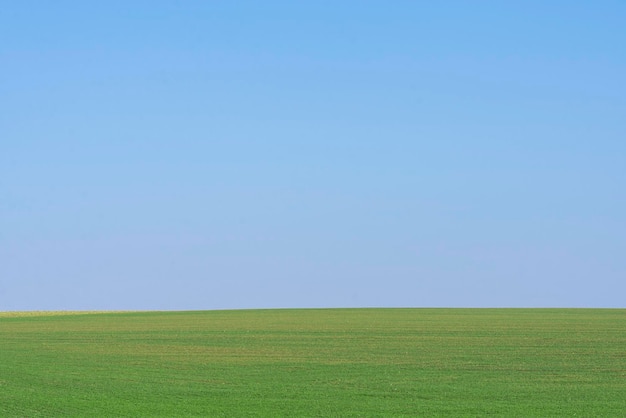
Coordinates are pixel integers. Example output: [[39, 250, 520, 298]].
[[0, 311, 131, 318]]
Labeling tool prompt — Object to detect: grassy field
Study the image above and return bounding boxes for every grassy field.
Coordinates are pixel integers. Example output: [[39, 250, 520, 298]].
[[1, 308, 624, 416]]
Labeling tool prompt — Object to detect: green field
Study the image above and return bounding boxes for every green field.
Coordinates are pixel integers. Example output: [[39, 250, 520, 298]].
[[1, 309, 624, 416]]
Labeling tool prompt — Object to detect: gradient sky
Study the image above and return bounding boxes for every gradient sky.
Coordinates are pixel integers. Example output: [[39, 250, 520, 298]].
[[2, 1, 625, 310]]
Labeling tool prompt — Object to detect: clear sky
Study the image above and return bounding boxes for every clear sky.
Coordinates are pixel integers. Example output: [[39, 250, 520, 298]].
[[2, 1, 625, 310]]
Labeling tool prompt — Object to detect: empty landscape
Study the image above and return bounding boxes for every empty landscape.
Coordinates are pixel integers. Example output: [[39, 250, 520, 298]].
[[3, 2, 625, 416], [2, 308, 624, 416]]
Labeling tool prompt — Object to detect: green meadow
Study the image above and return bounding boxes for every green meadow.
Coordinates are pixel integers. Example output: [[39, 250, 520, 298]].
[[1, 309, 624, 416]]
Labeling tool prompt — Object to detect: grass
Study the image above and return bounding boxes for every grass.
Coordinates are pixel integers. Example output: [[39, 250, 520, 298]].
[[1, 308, 625, 416]]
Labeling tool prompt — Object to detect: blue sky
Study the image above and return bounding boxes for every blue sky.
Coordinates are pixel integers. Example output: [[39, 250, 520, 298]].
[[2, 1, 625, 310]]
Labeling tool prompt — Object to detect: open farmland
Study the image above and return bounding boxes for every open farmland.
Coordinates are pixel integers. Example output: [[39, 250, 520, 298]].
[[1, 308, 625, 416]]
